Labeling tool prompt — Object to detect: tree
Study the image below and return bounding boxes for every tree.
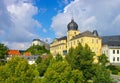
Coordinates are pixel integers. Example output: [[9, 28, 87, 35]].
[[42, 60, 84, 83], [0, 43, 8, 59], [35, 55, 42, 64], [0, 57, 39, 83], [93, 65, 114, 83], [37, 54, 53, 77], [66, 43, 95, 81], [98, 54, 109, 66], [55, 54, 63, 62], [26, 45, 50, 55]]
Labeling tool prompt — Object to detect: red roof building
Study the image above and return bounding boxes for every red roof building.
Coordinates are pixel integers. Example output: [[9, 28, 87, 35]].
[[24, 52, 31, 56], [8, 50, 20, 56]]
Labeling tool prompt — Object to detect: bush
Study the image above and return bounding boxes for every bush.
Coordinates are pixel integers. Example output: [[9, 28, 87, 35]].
[[112, 70, 118, 75]]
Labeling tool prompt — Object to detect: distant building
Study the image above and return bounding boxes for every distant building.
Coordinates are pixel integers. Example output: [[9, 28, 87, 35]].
[[31, 39, 50, 50], [21, 55, 38, 65], [8, 50, 20, 56], [102, 35, 120, 64], [50, 18, 102, 62], [7, 55, 38, 65]]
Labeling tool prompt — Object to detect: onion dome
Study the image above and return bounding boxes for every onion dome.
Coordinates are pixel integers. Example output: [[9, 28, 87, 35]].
[[33, 39, 41, 41], [67, 19, 78, 31]]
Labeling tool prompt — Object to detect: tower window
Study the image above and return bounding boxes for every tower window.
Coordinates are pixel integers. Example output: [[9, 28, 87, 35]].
[[92, 39, 94, 43], [81, 39, 83, 43], [77, 40, 79, 43], [96, 39, 98, 43], [74, 32, 76, 34]]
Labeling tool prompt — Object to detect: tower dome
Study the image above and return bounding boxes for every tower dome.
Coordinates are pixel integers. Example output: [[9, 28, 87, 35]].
[[67, 18, 78, 31]]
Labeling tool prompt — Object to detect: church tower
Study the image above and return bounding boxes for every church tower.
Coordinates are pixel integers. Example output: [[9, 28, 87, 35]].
[[67, 18, 80, 41]]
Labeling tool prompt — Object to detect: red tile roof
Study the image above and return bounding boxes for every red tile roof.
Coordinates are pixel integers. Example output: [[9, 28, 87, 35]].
[[24, 52, 31, 56], [8, 50, 20, 55]]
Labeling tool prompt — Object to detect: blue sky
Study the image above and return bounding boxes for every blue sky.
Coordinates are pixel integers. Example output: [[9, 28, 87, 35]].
[[0, 0, 120, 50]]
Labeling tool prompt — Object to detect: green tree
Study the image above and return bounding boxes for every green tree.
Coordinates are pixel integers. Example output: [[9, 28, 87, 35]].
[[93, 65, 114, 83], [98, 54, 109, 66], [42, 60, 84, 83], [55, 54, 63, 62], [0, 43, 8, 59], [35, 55, 42, 64], [0, 57, 39, 83], [37, 54, 53, 77], [66, 43, 95, 81], [26, 45, 50, 55]]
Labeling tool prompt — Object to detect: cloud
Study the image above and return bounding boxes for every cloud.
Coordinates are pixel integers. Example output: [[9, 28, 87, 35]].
[[4, 41, 30, 50], [0, 0, 41, 50], [43, 28, 47, 33], [51, 0, 120, 37], [57, 0, 69, 7]]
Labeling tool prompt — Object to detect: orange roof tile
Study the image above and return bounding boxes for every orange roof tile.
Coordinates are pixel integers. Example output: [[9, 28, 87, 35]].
[[8, 50, 20, 55]]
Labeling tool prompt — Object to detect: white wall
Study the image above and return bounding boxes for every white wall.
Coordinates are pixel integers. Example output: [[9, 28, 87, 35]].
[[102, 45, 120, 63], [109, 49, 120, 63]]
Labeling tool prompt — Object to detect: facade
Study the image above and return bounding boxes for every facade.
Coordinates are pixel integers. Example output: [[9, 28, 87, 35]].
[[21, 55, 38, 65], [7, 55, 38, 65], [50, 19, 102, 61], [50, 36, 67, 56], [31, 39, 50, 50], [102, 36, 120, 64]]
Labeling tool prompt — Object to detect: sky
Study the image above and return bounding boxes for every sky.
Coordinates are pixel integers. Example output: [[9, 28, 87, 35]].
[[0, 0, 120, 50]]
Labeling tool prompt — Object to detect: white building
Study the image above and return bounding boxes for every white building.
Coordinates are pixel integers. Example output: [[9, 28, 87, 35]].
[[31, 39, 45, 46], [31, 39, 50, 50], [102, 36, 120, 64], [7, 55, 39, 65]]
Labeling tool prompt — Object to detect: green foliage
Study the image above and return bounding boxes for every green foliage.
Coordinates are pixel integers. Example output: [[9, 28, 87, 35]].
[[66, 43, 113, 82], [0, 42, 115, 83], [0, 57, 39, 83], [35, 55, 42, 64], [55, 54, 63, 61], [42, 60, 84, 83], [98, 54, 109, 65], [0, 43, 8, 59], [37, 54, 53, 77], [93, 65, 114, 83], [26, 45, 50, 55], [107, 65, 120, 75], [66, 43, 95, 80]]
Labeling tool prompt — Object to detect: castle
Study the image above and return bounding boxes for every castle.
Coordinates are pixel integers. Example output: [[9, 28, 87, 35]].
[[50, 18, 102, 62]]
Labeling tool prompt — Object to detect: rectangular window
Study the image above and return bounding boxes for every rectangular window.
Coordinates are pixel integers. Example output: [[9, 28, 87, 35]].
[[117, 50, 119, 54], [77, 40, 79, 44], [113, 50, 115, 54], [74, 41, 75, 45], [113, 57, 115, 61], [117, 57, 119, 61], [92, 39, 94, 43], [96, 39, 98, 43], [81, 38, 83, 42]]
